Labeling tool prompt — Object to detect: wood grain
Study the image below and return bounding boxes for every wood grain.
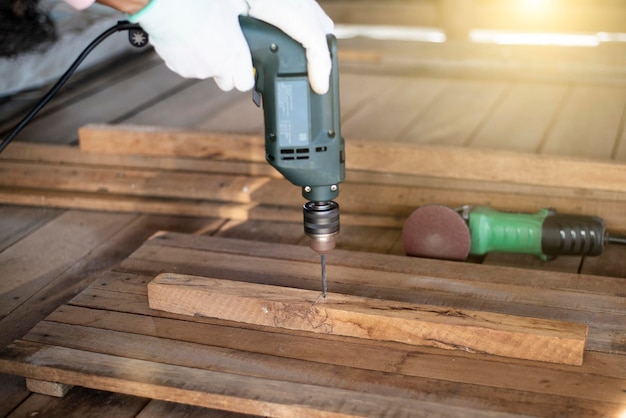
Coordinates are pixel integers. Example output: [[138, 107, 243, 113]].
[[147, 273, 587, 365], [77, 124, 626, 194]]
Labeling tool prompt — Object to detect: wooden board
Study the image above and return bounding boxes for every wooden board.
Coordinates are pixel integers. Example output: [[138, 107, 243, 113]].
[[148, 273, 587, 365], [0, 233, 624, 417], [77, 124, 626, 195]]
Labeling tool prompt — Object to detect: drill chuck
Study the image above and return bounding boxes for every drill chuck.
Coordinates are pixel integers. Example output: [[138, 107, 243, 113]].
[[304, 201, 340, 253]]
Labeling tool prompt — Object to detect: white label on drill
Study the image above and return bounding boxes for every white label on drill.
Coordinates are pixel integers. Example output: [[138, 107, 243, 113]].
[[277, 78, 310, 147]]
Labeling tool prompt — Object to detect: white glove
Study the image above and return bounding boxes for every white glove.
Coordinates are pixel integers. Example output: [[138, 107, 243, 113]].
[[128, 0, 255, 92], [129, 0, 334, 94], [247, 0, 334, 94]]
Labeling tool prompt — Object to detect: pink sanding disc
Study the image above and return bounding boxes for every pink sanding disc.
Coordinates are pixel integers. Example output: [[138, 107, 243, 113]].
[[402, 205, 471, 261]]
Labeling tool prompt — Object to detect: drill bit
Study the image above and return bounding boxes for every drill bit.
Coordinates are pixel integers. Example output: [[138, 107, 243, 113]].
[[321, 254, 327, 298]]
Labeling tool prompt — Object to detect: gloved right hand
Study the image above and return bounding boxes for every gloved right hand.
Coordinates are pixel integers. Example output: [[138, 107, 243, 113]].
[[127, 0, 255, 92]]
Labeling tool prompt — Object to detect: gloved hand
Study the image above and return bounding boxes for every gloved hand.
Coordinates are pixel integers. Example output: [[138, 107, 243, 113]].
[[246, 0, 334, 94], [128, 0, 334, 94], [128, 0, 255, 91]]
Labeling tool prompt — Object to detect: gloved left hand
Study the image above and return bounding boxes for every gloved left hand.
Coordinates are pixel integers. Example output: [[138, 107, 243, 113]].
[[128, 0, 255, 91], [246, 0, 334, 95]]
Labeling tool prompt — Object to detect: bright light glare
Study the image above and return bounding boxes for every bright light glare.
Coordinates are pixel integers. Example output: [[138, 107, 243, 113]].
[[471, 30, 600, 47], [335, 24, 446, 43], [618, 407, 626, 418], [333, 24, 626, 48], [519, 0, 550, 12]]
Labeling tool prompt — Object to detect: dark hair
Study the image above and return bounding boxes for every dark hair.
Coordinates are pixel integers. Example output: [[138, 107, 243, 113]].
[[0, 0, 57, 57]]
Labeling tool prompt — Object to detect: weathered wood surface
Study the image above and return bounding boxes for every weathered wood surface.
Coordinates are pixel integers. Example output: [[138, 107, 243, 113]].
[[3, 130, 626, 235], [148, 273, 588, 365], [25, 379, 72, 398], [0, 233, 624, 417]]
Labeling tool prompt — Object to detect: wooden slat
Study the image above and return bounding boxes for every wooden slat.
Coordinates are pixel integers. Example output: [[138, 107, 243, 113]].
[[0, 214, 222, 349], [14, 65, 188, 144], [0, 210, 136, 319], [78, 125, 265, 161], [540, 85, 626, 159], [45, 303, 626, 394], [469, 83, 569, 152], [9, 383, 148, 418], [136, 400, 252, 418], [397, 79, 507, 145], [147, 273, 587, 365], [341, 77, 450, 141], [0, 373, 29, 418], [77, 124, 626, 195], [0, 341, 512, 418], [116, 235, 625, 354], [0, 206, 60, 253]]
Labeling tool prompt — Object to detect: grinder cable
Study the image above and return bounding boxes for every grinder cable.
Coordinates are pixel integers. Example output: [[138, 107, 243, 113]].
[[0, 21, 149, 154]]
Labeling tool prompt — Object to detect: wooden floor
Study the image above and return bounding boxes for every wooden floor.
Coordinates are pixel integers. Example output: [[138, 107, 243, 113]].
[[0, 34, 625, 417]]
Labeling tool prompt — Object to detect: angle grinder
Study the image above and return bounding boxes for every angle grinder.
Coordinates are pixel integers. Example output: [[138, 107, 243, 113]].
[[402, 204, 626, 261]]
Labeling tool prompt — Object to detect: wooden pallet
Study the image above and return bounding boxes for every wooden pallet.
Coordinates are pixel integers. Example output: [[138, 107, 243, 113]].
[[0, 233, 624, 417]]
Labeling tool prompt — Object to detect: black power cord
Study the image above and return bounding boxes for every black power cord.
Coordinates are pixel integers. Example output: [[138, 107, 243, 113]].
[[0, 20, 148, 153]]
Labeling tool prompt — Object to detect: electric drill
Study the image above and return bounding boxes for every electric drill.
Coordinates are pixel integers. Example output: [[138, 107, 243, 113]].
[[239, 16, 345, 291]]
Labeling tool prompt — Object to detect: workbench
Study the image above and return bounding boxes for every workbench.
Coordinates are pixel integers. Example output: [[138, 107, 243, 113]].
[[1, 16, 625, 416]]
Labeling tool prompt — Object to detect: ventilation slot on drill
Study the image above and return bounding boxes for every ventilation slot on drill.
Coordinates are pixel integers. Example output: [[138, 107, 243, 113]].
[[280, 148, 309, 161]]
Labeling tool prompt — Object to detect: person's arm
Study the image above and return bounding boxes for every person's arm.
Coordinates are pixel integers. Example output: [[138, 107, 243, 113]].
[[64, 0, 147, 14], [95, 0, 148, 14]]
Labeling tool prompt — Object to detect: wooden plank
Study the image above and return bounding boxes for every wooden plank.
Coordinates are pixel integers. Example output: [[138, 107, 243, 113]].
[[0, 214, 223, 349], [195, 94, 264, 134], [0, 373, 29, 418], [580, 245, 626, 279], [4, 158, 626, 233], [540, 85, 626, 159], [0, 210, 137, 320], [126, 79, 240, 129], [14, 64, 188, 144], [397, 79, 507, 145], [469, 83, 569, 152], [25, 379, 72, 397], [341, 76, 449, 141], [130, 246, 626, 352], [79, 124, 265, 160], [116, 234, 625, 355], [0, 341, 513, 418], [0, 52, 163, 134], [76, 124, 626, 195], [5, 140, 626, 206], [42, 303, 626, 405], [0, 206, 61, 253], [147, 273, 587, 365], [8, 385, 148, 418], [135, 232, 626, 297], [137, 400, 253, 418]]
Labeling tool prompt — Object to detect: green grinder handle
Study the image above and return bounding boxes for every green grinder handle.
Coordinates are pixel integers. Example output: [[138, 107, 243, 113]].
[[468, 206, 551, 258]]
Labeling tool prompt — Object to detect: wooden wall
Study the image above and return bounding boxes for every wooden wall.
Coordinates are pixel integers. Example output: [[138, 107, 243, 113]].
[[320, 0, 626, 40]]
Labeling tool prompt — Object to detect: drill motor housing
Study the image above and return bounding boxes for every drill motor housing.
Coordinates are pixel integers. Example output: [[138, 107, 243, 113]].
[[240, 16, 345, 251]]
